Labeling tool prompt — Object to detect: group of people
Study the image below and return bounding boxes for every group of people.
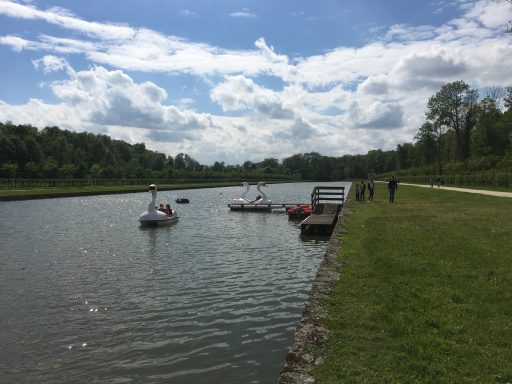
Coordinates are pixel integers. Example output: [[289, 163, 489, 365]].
[[354, 179, 375, 202], [251, 194, 262, 203], [354, 177, 399, 203], [429, 177, 442, 189], [158, 203, 173, 216]]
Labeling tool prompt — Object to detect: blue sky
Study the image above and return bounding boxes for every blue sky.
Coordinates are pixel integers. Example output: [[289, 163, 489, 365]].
[[1, 0, 511, 164]]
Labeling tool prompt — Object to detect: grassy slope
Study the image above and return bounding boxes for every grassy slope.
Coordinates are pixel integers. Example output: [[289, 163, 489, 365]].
[[312, 185, 512, 383], [0, 182, 242, 200]]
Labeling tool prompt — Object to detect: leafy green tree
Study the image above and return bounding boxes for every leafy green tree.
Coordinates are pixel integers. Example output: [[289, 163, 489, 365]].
[[50, 136, 74, 165], [89, 163, 103, 179], [58, 163, 76, 179], [243, 161, 255, 170], [212, 161, 225, 172], [472, 96, 504, 156], [0, 135, 16, 164], [24, 161, 40, 178], [396, 143, 415, 170], [41, 157, 59, 178], [414, 122, 437, 167], [174, 153, 186, 170], [126, 159, 144, 178], [0, 162, 18, 178], [23, 136, 43, 164], [427, 80, 478, 161], [282, 154, 306, 175], [366, 150, 386, 175], [74, 162, 88, 178]]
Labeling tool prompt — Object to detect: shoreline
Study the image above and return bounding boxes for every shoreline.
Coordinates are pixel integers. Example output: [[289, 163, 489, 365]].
[[0, 182, 245, 201], [277, 200, 349, 383]]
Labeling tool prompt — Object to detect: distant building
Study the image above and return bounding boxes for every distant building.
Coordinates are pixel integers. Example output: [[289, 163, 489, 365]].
[[293, 170, 302, 180]]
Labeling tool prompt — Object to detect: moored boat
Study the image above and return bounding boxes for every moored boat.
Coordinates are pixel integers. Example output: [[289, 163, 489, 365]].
[[229, 181, 272, 211], [287, 204, 313, 220]]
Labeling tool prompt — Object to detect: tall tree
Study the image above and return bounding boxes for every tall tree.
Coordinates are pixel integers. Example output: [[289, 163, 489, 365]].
[[414, 122, 437, 167], [426, 80, 478, 161], [472, 96, 503, 156], [417, 121, 447, 175]]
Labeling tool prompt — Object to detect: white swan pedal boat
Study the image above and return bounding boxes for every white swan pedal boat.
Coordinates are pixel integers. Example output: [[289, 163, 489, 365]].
[[229, 181, 272, 211], [139, 184, 179, 226]]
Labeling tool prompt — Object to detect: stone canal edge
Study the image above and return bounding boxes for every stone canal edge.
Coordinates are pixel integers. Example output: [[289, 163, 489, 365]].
[[277, 203, 351, 384]]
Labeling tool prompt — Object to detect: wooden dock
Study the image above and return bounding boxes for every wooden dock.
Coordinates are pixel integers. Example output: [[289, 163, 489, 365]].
[[228, 203, 308, 211], [300, 186, 345, 235]]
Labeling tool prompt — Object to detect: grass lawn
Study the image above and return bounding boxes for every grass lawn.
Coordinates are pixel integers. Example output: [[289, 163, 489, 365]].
[[312, 184, 512, 383]]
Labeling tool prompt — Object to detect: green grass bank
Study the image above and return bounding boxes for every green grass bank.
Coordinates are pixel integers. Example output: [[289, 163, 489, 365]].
[[312, 185, 512, 383], [0, 181, 245, 201]]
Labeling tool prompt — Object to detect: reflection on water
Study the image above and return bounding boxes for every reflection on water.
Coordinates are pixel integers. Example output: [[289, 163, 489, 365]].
[[0, 181, 349, 384]]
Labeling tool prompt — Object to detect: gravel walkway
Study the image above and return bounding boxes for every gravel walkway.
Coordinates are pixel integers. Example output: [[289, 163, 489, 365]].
[[396, 182, 512, 198]]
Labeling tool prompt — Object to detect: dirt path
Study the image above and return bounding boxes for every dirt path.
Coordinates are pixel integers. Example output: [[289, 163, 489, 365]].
[[395, 182, 512, 198]]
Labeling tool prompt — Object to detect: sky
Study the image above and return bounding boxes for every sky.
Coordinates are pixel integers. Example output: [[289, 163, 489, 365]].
[[1, 0, 512, 165]]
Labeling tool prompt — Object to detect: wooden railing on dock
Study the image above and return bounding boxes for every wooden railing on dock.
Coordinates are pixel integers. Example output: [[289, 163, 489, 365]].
[[301, 186, 345, 235], [310, 185, 345, 206]]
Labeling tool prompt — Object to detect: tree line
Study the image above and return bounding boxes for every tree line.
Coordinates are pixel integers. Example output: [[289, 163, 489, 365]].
[[1, 80, 511, 183]]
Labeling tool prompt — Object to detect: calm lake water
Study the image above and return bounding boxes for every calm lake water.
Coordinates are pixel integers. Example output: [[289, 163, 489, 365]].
[[0, 181, 349, 384]]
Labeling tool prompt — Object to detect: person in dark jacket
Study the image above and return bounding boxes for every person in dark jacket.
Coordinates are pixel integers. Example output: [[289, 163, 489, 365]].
[[368, 179, 375, 201], [388, 176, 398, 203]]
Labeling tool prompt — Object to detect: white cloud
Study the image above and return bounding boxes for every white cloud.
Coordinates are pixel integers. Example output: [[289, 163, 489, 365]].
[[463, 0, 512, 29], [0, 66, 213, 153], [1, 0, 512, 164], [32, 55, 70, 73], [345, 101, 404, 130], [390, 49, 468, 91], [0, 0, 135, 39], [358, 75, 389, 95], [229, 9, 256, 18], [210, 75, 295, 119], [179, 9, 196, 17], [384, 24, 438, 41], [0, 35, 28, 51]]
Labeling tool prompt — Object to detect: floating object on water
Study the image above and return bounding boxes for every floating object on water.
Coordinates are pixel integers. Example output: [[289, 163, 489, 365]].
[[287, 204, 313, 220], [138, 184, 179, 226], [175, 198, 190, 204], [229, 181, 272, 211]]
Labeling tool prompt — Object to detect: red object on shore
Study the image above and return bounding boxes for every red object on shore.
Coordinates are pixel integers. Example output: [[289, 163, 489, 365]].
[[287, 204, 313, 220]]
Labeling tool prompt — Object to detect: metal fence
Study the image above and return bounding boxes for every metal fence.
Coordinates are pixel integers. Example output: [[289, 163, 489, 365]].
[[0, 178, 233, 190], [0, 177, 296, 190]]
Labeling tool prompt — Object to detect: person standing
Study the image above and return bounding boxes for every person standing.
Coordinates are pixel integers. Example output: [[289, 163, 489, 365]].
[[388, 176, 398, 203], [359, 180, 366, 201], [354, 182, 360, 201], [368, 179, 375, 201]]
